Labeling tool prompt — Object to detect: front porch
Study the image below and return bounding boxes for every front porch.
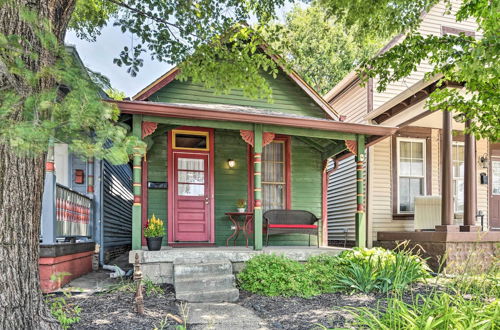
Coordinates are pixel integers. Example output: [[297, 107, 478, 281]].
[[128, 246, 347, 284]]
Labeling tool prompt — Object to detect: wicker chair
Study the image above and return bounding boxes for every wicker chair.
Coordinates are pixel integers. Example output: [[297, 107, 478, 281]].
[[263, 210, 320, 246]]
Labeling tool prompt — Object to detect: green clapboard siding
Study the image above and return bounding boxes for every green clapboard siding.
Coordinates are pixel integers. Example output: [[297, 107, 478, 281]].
[[214, 130, 251, 246], [266, 137, 322, 246], [149, 72, 326, 119], [145, 130, 322, 247], [146, 134, 168, 245]]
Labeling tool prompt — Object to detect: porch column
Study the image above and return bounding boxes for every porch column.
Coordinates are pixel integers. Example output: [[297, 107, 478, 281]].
[[132, 115, 143, 250], [253, 124, 263, 250], [355, 134, 366, 248], [461, 119, 480, 232], [41, 139, 57, 244], [436, 110, 459, 231]]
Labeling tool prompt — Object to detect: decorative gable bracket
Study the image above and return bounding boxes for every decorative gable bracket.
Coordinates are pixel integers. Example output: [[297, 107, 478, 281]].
[[240, 130, 275, 147]]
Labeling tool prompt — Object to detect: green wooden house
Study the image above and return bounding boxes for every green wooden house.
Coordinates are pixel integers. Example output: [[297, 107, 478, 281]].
[[112, 60, 395, 252]]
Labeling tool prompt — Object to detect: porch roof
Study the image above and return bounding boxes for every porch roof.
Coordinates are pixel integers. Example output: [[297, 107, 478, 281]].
[[110, 100, 397, 137]]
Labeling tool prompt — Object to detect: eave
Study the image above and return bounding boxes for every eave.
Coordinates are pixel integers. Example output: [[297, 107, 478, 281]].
[[109, 100, 397, 137]]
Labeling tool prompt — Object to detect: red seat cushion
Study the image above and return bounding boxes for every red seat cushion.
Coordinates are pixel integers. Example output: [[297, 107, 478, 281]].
[[268, 224, 317, 229]]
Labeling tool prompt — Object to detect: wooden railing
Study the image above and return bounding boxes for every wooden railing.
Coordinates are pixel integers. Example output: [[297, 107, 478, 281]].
[[56, 184, 92, 237]]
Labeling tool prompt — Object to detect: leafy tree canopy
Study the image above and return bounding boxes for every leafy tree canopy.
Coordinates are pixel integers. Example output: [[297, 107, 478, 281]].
[[319, 0, 499, 141], [267, 2, 385, 95]]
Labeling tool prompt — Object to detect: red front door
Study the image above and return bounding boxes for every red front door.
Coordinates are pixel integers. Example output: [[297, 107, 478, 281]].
[[173, 153, 211, 241]]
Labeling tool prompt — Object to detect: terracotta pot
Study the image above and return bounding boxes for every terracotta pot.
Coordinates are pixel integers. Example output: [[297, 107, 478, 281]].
[[146, 236, 163, 251]]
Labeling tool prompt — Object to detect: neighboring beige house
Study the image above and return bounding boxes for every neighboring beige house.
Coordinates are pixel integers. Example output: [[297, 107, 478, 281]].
[[325, 0, 499, 247]]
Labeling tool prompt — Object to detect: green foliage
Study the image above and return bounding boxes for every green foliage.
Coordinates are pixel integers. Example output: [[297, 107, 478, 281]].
[[105, 277, 163, 297], [334, 246, 431, 294], [351, 291, 499, 329], [47, 295, 81, 330], [105, 88, 126, 101], [236, 199, 247, 208], [237, 254, 320, 297], [45, 272, 81, 329], [320, 0, 500, 141], [268, 2, 385, 94], [0, 3, 145, 161], [238, 247, 430, 297], [69, 0, 288, 98]]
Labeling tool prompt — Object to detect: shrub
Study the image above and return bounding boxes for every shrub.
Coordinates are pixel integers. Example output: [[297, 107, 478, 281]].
[[237, 254, 320, 297], [305, 255, 347, 293], [351, 292, 500, 329], [335, 246, 430, 294], [238, 246, 430, 297]]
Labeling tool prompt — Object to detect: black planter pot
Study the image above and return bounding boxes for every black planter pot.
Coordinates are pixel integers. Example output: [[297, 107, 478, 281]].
[[146, 236, 163, 251]]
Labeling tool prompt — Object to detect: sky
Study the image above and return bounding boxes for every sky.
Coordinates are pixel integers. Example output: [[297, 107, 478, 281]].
[[64, 3, 299, 98]]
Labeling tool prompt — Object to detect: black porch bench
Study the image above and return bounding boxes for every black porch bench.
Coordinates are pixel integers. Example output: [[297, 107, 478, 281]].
[[263, 210, 320, 246]]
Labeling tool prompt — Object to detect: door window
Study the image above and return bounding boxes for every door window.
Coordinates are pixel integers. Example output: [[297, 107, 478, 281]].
[[177, 158, 205, 196], [493, 160, 500, 195]]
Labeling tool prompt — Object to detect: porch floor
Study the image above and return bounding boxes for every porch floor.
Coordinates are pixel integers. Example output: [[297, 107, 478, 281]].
[[130, 246, 348, 264]]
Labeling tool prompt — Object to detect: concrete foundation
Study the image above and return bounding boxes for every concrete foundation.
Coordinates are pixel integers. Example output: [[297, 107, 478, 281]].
[[39, 242, 95, 292], [128, 246, 346, 284], [376, 231, 500, 273]]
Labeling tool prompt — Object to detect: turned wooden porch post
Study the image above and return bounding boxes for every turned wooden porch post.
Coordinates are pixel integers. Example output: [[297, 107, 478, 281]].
[[132, 114, 143, 250], [461, 119, 480, 231], [253, 124, 263, 250], [436, 110, 459, 231], [355, 134, 366, 248]]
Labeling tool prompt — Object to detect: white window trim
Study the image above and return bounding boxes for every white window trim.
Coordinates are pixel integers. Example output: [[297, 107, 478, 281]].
[[452, 141, 465, 214], [396, 137, 427, 214]]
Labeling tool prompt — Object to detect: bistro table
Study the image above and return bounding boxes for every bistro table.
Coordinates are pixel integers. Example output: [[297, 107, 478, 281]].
[[224, 212, 254, 248]]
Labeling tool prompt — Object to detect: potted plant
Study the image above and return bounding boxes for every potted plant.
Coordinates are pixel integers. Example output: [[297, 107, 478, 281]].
[[236, 199, 246, 213], [144, 214, 164, 251]]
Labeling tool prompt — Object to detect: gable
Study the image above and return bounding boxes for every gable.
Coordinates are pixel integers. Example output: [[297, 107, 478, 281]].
[[145, 70, 330, 119]]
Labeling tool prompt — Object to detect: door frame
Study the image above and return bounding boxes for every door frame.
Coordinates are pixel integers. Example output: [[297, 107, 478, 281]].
[[167, 127, 215, 244], [489, 143, 500, 230]]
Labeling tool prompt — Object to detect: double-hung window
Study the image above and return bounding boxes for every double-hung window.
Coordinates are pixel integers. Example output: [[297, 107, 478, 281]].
[[261, 140, 287, 212], [452, 142, 465, 213], [397, 138, 426, 213]]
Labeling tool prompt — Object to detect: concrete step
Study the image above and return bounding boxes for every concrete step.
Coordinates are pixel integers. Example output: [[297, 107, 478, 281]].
[[175, 274, 236, 292], [173, 259, 233, 280], [176, 288, 239, 303]]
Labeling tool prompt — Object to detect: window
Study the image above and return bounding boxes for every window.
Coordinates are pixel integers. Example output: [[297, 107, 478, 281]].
[[397, 138, 426, 213], [172, 130, 209, 151], [452, 142, 465, 213], [261, 141, 287, 212]]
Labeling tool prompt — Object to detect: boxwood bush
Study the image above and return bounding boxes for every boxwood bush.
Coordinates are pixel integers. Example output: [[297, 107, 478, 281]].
[[237, 247, 430, 297]]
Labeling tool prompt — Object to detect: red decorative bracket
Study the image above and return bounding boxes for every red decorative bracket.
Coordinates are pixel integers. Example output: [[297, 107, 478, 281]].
[[262, 132, 275, 147], [142, 121, 158, 138], [345, 140, 357, 154], [240, 130, 275, 147]]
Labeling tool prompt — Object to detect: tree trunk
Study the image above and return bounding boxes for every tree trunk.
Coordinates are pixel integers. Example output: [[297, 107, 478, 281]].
[[0, 1, 76, 328]]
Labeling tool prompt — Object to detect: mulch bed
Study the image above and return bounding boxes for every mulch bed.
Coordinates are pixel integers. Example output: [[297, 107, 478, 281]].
[[51, 283, 436, 329], [62, 284, 182, 330], [238, 283, 437, 329]]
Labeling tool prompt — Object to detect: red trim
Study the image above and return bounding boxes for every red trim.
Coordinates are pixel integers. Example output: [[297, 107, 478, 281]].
[[110, 100, 397, 137], [141, 158, 148, 246], [248, 135, 291, 211], [167, 126, 215, 244], [134, 68, 180, 101], [268, 224, 318, 229], [322, 159, 328, 247], [142, 121, 158, 138]]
